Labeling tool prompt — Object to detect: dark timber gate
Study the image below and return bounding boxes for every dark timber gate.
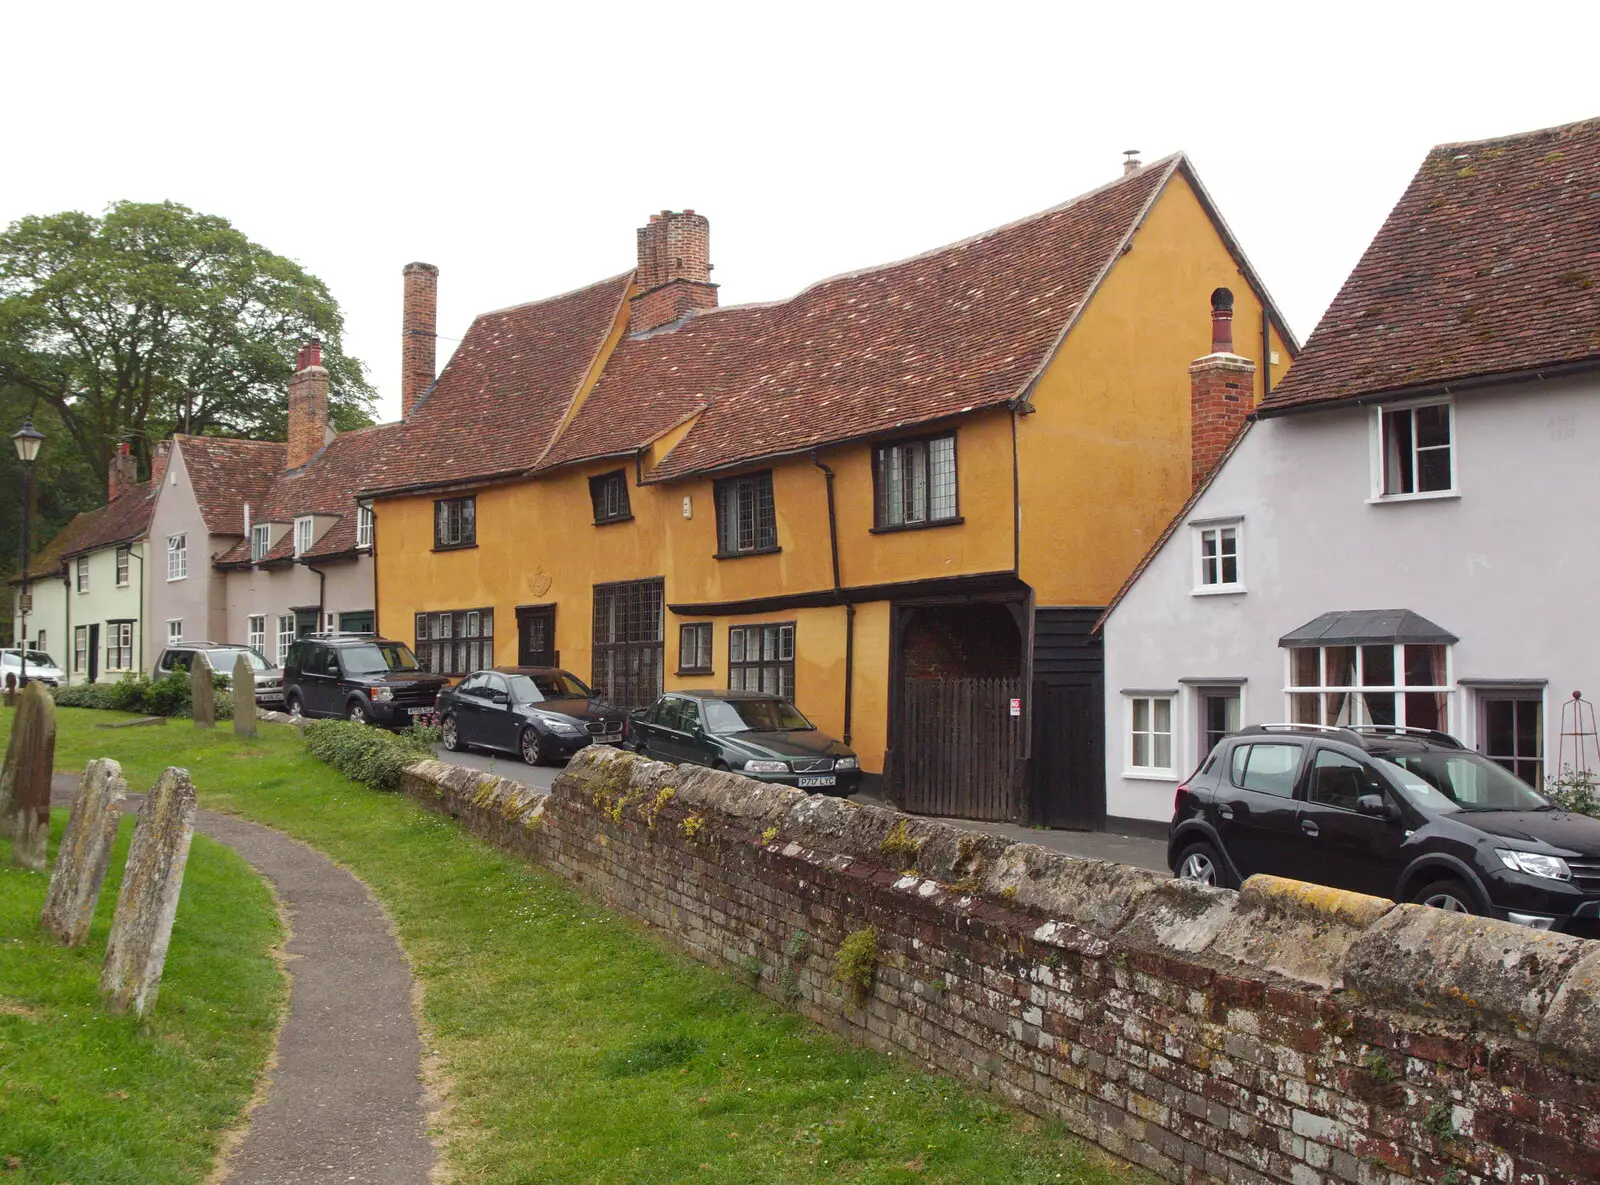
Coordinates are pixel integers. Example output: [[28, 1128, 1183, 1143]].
[[895, 676, 1023, 820]]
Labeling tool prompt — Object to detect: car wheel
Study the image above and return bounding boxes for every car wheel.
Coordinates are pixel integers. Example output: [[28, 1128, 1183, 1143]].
[[442, 714, 462, 752], [286, 693, 305, 720], [1174, 841, 1232, 889], [1411, 878, 1480, 915], [347, 698, 370, 726], [520, 728, 543, 766]]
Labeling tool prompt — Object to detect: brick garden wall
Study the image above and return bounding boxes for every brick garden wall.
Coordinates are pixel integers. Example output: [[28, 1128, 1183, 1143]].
[[396, 750, 1600, 1185]]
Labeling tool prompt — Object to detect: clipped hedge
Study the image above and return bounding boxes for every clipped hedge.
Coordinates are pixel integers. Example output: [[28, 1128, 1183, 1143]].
[[51, 670, 234, 720], [300, 719, 435, 789]]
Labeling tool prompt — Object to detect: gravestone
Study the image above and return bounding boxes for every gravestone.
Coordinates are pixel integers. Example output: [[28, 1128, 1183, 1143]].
[[100, 767, 196, 1017], [192, 661, 215, 729], [4, 672, 15, 706], [232, 653, 256, 737], [41, 759, 128, 945], [0, 682, 57, 871]]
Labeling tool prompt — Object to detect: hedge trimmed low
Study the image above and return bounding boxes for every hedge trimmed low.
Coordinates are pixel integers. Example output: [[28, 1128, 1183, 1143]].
[[51, 670, 234, 720], [300, 719, 435, 789]]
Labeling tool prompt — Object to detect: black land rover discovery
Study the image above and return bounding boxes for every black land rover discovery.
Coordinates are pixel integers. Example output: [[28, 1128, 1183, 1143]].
[[282, 634, 450, 728], [1170, 723, 1600, 937]]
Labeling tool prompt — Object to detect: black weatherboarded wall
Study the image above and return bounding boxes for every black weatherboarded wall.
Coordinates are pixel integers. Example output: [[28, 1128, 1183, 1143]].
[[1028, 607, 1105, 829]]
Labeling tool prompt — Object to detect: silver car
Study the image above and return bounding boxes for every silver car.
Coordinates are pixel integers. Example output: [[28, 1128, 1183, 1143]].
[[154, 643, 284, 706]]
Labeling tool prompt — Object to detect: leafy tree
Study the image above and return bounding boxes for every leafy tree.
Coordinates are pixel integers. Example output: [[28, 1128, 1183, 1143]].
[[0, 200, 375, 488]]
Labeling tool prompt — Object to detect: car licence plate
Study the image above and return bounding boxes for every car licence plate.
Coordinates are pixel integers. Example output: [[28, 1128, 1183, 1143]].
[[594, 731, 622, 744], [797, 775, 836, 788], [408, 707, 431, 716]]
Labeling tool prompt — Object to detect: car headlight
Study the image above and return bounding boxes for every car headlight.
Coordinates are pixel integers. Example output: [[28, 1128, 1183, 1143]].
[[834, 756, 859, 770], [744, 759, 789, 774], [1494, 849, 1572, 881], [543, 719, 582, 735], [370, 687, 394, 702]]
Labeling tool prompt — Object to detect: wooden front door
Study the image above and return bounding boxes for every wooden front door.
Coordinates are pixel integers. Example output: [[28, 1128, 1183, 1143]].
[[1029, 680, 1106, 830], [516, 605, 557, 667], [87, 624, 100, 684]]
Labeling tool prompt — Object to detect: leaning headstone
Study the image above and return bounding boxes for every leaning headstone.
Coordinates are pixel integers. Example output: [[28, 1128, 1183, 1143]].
[[4, 672, 15, 706], [192, 661, 215, 729], [100, 767, 196, 1017], [41, 759, 128, 945], [0, 682, 57, 871], [232, 654, 256, 737]]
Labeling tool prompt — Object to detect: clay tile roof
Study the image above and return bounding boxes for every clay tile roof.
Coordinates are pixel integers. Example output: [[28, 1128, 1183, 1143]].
[[1261, 116, 1600, 415], [23, 482, 159, 580], [360, 273, 634, 495], [178, 436, 286, 535], [542, 158, 1182, 480]]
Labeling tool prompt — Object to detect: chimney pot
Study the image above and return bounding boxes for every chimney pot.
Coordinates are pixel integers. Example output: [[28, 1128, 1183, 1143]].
[[1189, 291, 1255, 490], [1209, 286, 1235, 355], [1122, 149, 1142, 176], [401, 262, 439, 416], [150, 439, 172, 488]]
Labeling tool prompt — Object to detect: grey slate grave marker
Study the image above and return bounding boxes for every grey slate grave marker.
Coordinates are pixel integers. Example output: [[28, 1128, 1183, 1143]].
[[192, 661, 215, 729], [233, 653, 256, 737], [0, 681, 57, 871], [100, 767, 196, 1017], [41, 759, 128, 945]]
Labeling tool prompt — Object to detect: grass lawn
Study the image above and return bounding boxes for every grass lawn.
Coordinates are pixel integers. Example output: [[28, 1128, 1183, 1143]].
[[0, 792, 283, 1183], [31, 707, 1142, 1185]]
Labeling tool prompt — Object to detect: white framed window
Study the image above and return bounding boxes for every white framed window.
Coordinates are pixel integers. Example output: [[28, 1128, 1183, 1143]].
[[35, 630, 45, 653], [1372, 399, 1454, 500], [73, 625, 88, 673], [1286, 643, 1451, 732], [356, 505, 373, 550], [1126, 693, 1176, 777], [75, 556, 88, 593], [167, 533, 187, 580], [277, 614, 296, 665], [294, 516, 314, 557], [167, 619, 183, 645], [115, 546, 130, 587], [252, 523, 271, 562], [248, 615, 266, 654], [1192, 519, 1242, 593], [106, 622, 134, 671]]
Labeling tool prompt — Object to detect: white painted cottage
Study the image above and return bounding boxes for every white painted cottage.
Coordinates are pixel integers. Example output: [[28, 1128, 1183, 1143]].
[[1100, 116, 1600, 826]]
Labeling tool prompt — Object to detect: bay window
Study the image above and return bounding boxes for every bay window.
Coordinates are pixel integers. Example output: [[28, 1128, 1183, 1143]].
[[1286, 643, 1451, 731]]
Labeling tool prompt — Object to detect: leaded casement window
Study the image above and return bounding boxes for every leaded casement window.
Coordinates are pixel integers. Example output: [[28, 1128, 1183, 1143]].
[[727, 622, 795, 699], [713, 472, 777, 556], [167, 533, 187, 581], [276, 614, 295, 665], [75, 556, 88, 593], [1127, 694, 1175, 775], [415, 608, 495, 676], [591, 579, 663, 710], [115, 546, 130, 587], [678, 622, 712, 675], [1286, 643, 1451, 732], [252, 523, 271, 561], [356, 506, 373, 550], [294, 517, 314, 557], [1479, 692, 1543, 787], [1375, 400, 1454, 498], [589, 470, 632, 525], [248, 615, 266, 655], [434, 496, 476, 549], [1193, 521, 1242, 591], [106, 621, 134, 671], [873, 434, 958, 529]]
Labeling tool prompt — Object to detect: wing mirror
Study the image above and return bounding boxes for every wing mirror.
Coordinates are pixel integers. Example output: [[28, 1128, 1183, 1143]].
[[1357, 794, 1400, 821]]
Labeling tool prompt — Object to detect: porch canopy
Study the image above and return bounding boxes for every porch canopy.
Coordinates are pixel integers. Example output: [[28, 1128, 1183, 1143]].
[[1278, 609, 1458, 648]]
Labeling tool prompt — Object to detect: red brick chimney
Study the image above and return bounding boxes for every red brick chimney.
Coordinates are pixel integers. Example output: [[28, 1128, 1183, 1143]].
[[1189, 288, 1256, 490], [402, 262, 439, 415], [150, 439, 172, 488], [630, 210, 717, 333], [286, 340, 331, 470], [107, 442, 137, 502]]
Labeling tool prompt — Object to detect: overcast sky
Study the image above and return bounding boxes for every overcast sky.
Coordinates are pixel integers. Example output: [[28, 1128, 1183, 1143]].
[[7, 2, 1598, 423]]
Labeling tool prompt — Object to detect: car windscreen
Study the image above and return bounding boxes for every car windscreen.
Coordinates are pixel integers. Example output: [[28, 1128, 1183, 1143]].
[[508, 672, 594, 702], [6, 651, 55, 668], [339, 643, 421, 676], [207, 648, 272, 673], [1379, 750, 1551, 813], [702, 697, 813, 734]]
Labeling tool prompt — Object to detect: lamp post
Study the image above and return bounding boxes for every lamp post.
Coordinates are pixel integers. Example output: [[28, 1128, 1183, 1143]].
[[12, 419, 44, 687]]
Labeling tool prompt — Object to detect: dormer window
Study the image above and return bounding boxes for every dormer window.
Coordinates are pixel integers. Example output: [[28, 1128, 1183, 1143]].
[[356, 506, 373, 550], [294, 516, 313, 557], [1374, 399, 1454, 499], [252, 523, 270, 562]]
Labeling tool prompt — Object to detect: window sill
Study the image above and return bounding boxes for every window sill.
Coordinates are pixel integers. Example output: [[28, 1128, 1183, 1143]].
[[1123, 770, 1180, 782], [1191, 585, 1246, 597], [675, 668, 713, 677], [432, 542, 479, 553], [713, 546, 782, 561], [166, 576, 187, 582], [1367, 490, 1460, 505], [593, 515, 635, 527], [869, 516, 965, 535]]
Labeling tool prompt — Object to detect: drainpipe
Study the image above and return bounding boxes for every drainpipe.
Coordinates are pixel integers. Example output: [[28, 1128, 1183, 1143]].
[[63, 564, 71, 685], [809, 451, 853, 744], [307, 563, 328, 633], [130, 544, 145, 676], [369, 506, 380, 638]]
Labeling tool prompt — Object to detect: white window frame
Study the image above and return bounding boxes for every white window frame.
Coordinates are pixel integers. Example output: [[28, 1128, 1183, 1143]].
[[167, 533, 187, 581], [167, 619, 183, 646], [1187, 680, 1246, 765], [277, 614, 296, 665], [106, 622, 134, 672], [73, 625, 88, 674], [248, 615, 266, 655], [115, 546, 130, 587], [356, 505, 373, 550], [1191, 517, 1244, 594], [1124, 692, 1178, 780], [294, 516, 314, 557], [1284, 643, 1453, 731], [1369, 397, 1457, 503], [75, 555, 89, 593], [252, 523, 271, 562]]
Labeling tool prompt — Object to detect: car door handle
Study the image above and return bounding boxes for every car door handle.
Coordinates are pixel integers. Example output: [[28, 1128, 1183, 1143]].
[[1217, 805, 1234, 820], [1300, 819, 1319, 837]]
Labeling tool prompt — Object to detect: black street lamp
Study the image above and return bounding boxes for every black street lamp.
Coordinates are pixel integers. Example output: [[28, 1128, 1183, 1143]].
[[12, 419, 44, 687]]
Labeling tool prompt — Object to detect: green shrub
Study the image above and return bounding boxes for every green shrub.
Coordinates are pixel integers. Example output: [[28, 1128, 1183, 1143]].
[[53, 682, 111, 709], [148, 670, 193, 717], [1547, 768, 1600, 818], [832, 926, 878, 1004], [301, 719, 433, 789], [50, 669, 232, 720]]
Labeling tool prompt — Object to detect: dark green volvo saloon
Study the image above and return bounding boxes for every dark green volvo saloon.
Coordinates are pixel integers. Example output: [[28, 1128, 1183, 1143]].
[[628, 689, 860, 796]]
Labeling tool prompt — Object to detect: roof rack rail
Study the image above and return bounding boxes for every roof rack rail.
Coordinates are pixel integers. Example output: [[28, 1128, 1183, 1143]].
[[1238, 721, 1369, 744], [1347, 724, 1465, 749], [302, 631, 378, 640]]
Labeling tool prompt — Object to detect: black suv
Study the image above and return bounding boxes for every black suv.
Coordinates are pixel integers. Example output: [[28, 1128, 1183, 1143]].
[[282, 634, 449, 727], [1170, 723, 1600, 935]]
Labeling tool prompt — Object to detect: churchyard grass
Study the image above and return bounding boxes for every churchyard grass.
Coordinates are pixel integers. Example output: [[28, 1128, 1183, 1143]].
[[0, 803, 282, 1183], [29, 707, 1141, 1185]]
